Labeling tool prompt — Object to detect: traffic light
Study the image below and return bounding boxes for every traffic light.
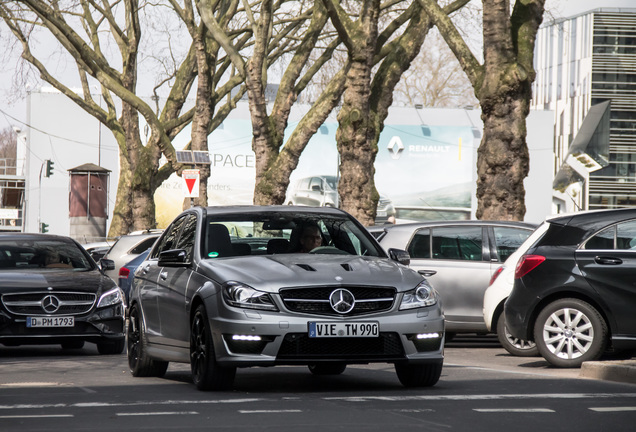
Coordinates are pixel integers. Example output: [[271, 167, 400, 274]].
[[45, 159, 54, 177], [40, 222, 49, 233]]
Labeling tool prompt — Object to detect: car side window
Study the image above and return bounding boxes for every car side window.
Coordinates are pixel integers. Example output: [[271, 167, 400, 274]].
[[431, 227, 483, 261], [153, 216, 186, 257], [584, 226, 615, 250], [130, 237, 159, 255], [309, 177, 322, 191], [407, 229, 431, 259], [176, 215, 197, 262], [616, 221, 636, 250], [493, 227, 532, 262]]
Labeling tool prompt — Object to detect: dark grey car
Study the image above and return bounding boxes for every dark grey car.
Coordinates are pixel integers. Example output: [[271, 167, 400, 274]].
[[0, 233, 126, 353], [371, 221, 536, 335], [127, 206, 444, 390]]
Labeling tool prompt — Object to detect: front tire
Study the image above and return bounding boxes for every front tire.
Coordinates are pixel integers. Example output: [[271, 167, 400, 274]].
[[496, 313, 538, 357], [395, 362, 442, 387], [127, 304, 168, 376], [190, 305, 236, 391], [533, 298, 608, 368], [97, 339, 125, 355]]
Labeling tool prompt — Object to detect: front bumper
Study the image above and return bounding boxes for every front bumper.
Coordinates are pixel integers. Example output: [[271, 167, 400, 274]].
[[208, 302, 445, 367], [0, 304, 126, 346]]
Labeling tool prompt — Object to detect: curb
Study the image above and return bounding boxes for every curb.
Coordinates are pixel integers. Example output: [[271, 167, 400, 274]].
[[580, 360, 636, 385]]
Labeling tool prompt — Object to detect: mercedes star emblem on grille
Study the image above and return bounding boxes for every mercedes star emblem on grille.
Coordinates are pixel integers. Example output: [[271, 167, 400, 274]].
[[41, 295, 61, 313], [329, 288, 355, 314]]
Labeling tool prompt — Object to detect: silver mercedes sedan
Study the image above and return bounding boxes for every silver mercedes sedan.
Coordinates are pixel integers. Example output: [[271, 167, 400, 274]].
[[127, 206, 444, 390]]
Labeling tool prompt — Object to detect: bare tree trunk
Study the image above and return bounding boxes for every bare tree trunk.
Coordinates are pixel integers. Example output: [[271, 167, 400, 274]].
[[418, 0, 545, 221], [324, 0, 380, 226]]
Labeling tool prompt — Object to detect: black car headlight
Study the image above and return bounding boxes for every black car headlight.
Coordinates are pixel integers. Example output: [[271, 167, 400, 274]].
[[97, 287, 126, 309], [222, 282, 278, 311], [399, 280, 438, 310]]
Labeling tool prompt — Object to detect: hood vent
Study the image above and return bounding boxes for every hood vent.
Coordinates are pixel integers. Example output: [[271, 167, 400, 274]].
[[296, 263, 316, 272], [340, 263, 353, 271]]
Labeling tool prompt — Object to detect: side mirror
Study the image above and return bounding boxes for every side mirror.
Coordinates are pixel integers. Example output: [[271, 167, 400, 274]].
[[388, 248, 410, 266], [311, 184, 322, 192], [158, 249, 189, 267], [99, 258, 115, 271]]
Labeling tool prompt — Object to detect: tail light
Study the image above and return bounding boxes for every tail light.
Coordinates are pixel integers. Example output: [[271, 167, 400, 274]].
[[118, 267, 130, 279], [489, 266, 504, 286], [514, 255, 545, 279]]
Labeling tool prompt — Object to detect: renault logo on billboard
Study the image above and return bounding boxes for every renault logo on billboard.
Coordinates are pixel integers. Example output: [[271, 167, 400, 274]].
[[387, 136, 404, 160]]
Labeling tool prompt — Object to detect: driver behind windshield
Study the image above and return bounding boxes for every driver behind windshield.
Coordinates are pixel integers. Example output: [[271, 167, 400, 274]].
[[298, 225, 323, 253]]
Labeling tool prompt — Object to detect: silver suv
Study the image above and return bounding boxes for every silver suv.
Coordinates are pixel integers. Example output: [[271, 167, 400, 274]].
[[99, 229, 162, 280]]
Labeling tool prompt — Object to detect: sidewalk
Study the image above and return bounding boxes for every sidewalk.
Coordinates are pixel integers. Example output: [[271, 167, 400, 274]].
[[580, 360, 636, 385]]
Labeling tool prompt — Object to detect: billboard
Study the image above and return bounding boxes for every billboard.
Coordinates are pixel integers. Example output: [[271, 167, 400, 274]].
[[155, 112, 478, 227]]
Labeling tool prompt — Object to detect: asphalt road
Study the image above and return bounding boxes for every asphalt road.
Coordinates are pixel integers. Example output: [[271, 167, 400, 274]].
[[1, 336, 635, 432]]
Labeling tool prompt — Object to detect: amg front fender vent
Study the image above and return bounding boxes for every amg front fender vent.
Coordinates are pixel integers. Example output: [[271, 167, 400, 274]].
[[296, 264, 316, 272]]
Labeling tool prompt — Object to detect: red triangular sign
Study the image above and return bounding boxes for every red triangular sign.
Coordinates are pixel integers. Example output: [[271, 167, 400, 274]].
[[185, 178, 197, 194]]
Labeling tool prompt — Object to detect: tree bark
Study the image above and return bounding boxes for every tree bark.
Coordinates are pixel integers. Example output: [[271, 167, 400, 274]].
[[418, 0, 545, 221]]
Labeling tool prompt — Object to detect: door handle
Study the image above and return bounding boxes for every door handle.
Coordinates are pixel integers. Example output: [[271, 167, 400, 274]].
[[160, 271, 168, 280], [594, 256, 623, 265], [418, 269, 437, 277]]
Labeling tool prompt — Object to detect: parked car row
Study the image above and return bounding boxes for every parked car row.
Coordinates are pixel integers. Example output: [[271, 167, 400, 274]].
[[3, 205, 635, 389]]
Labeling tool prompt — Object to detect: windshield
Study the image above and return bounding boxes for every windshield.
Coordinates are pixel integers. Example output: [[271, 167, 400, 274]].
[[203, 211, 384, 259], [0, 239, 94, 271]]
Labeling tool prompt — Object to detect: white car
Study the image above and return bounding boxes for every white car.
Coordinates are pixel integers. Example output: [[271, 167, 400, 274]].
[[483, 222, 549, 356]]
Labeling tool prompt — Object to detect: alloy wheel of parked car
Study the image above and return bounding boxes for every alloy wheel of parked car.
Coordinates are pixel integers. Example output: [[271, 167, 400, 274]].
[[496, 314, 538, 357], [190, 305, 236, 391], [308, 363, 347, 375], [127, 304, 169, 377], [533, 298, 608, 368], [394, 362, 443, 387]]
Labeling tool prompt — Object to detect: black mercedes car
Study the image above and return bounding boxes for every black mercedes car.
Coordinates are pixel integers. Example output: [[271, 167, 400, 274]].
[[505, 208, 636, 368], [0, 233, 126, 354], [128, 206, 445, 390]]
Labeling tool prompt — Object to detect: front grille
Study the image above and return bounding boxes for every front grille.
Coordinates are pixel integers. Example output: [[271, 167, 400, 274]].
[[277, 332, 404, 360], [2, 292, 96, 316], [279, 286, 395, 316]]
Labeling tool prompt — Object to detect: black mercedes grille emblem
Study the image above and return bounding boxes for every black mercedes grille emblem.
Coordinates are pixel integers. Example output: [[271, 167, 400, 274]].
[[329, 289, 355, 314], [41, 295, 61, 313]]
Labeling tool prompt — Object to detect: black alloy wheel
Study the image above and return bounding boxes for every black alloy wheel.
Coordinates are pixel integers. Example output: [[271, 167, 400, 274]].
[[190, 305, 236, 391], [127, 304, 168, 377]]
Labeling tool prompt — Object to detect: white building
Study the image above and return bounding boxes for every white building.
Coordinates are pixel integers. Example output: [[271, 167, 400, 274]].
[[532, 8, 636, 213]]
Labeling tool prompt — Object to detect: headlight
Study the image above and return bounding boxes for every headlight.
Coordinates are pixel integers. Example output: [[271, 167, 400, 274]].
[[97, 287, 125, 309], [400, 280, 438, 310], [222, 282, 278, 311]]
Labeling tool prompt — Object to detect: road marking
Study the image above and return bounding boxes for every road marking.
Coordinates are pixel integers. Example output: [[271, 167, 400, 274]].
[[0, 414, 74, 419], [117, 411, 199, 416], [239, 410, 302, 414], [324, 393, 636, 402], [589, 407, 636, 412], [474, 408, 555, 413]]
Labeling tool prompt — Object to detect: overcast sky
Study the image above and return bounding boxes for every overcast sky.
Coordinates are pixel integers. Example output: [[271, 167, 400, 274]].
[[1, 0, 635, 132]]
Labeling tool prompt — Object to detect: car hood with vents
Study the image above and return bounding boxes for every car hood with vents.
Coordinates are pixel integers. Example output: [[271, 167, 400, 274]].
[[197, 254, 423, 293]]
